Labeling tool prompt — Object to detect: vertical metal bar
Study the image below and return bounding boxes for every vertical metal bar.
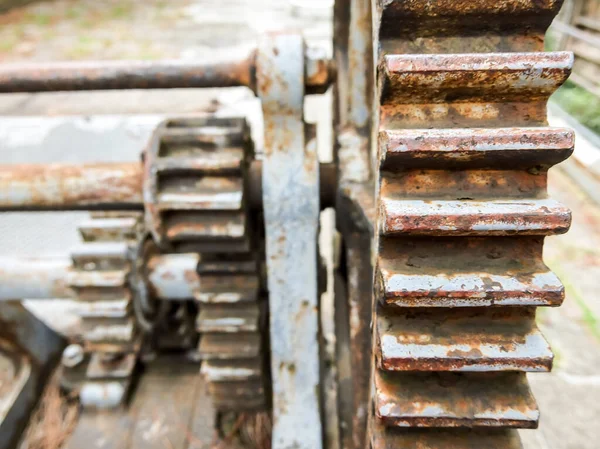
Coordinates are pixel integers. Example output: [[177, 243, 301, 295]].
[[347, 0, 373, 136], [334, 1, 376, 448], [258, 33, 323, 449], [333, 0, 351, 132]]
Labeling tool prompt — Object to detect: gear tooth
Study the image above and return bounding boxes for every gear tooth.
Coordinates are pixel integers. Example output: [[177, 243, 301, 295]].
[[199, 333, 261, 360], [379, 198, 571, 237], [79, 216, 140, 242], [376, 237, 565, 308], [197, 303, 261, 334], [379, 128, 574, 171], [374, 371, 539, 428], [201, 359, 263, 382], [371, 0, 571, 444], [376, 308, 553, 372]]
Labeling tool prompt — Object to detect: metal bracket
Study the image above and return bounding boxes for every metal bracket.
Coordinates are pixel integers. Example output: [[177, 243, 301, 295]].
[[258, 33, 323, 449]]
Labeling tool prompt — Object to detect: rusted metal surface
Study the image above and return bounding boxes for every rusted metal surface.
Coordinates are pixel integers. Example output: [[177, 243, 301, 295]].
[[369, 0, 573, 447], [374, 372, 538, 428], [0, 162, 142, 211], [201, 358, 262, 382], [258, 32, 323, 449], [376, 308, 552, 372], [305, 46, 335, 95], [380, 52, 572, 129], [79, 216, 142, 242], [146, 253, 199, 300]]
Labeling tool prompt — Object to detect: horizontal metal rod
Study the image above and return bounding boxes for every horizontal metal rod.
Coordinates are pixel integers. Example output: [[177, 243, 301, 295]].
[[147, 253, 199, 300], [0, 257, 73, 299], [0, 161, 336, 211], [0, 53, 255, 93], [0, 254, 197, 301], [0, 162, 143, 211]]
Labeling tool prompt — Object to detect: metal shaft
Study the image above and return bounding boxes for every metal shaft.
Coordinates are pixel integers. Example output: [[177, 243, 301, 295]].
[[0, 162, 143, 211], [0, 54, 255, 93], [0, 254, 198, 301], [0, 161, 336, 211], [0, 257, 73, 299]]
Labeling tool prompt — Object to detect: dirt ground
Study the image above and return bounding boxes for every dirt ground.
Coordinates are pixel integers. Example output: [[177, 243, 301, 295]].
[[0, 1, 599, 449]]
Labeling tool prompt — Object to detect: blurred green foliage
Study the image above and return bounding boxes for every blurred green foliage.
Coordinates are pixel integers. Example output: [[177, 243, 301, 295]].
[[553, 81, 600, 135]]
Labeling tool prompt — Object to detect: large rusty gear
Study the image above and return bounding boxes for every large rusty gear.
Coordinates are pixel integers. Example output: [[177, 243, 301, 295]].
[[369, 1, 573, 447], [144, 115, 269, 411]]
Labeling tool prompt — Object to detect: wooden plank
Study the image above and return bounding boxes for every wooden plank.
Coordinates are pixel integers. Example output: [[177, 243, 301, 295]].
[[186, 370, 218, 449], [64, 409, 135, 449], [129, 362, 202, 449]]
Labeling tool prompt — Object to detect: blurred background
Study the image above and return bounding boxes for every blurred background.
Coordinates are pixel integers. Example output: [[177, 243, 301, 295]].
[[0, 1, 598, 448]]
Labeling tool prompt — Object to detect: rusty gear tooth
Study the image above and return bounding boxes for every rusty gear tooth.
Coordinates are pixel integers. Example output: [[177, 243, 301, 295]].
[[376, 236, 565, 308], [164, 212, 247, 241], [379, 198, 571, 237], [376, 307, 553, 372], [78, 217, 141, 242], [376, 0, 562, 53], [374, 371, 539, 428], [379, 127, 575, 170], [382, 52, 572, 104]]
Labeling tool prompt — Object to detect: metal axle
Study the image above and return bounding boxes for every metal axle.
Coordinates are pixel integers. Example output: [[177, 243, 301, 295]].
[[0, 161, 336, 211]]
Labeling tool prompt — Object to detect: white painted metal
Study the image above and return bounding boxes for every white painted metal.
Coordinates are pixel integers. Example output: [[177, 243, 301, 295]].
[[258, 33, 323, 449]]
